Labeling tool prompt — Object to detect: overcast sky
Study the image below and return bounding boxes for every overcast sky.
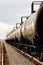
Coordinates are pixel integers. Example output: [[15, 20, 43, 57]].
[[0, 0, 32, 25], [0, 0, 43, 39]]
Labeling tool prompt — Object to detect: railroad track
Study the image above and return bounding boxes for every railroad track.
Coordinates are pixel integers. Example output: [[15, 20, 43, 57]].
[[3, 46, 9, 65], [10, 45, 43, 65], [14, 43, 43, 62], [0, 43, 9, 65], [4, 42, 43, 65], [0, 41, 43, 65], [0, 43, 2, 65]]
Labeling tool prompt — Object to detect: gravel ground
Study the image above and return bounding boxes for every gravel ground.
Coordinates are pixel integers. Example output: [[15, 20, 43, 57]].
[[4, 42, 35, 65]]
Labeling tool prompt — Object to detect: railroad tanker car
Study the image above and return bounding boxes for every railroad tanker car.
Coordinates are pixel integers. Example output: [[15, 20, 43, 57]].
[[6, 28, 16, 44], [5, 1, 43, 61]]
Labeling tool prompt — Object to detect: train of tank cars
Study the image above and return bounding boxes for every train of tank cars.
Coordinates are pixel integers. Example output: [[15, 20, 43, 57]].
[[5, 1, 43, 62]]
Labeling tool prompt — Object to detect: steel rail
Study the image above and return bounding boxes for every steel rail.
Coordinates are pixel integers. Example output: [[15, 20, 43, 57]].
[[2, 44, 4, 65]]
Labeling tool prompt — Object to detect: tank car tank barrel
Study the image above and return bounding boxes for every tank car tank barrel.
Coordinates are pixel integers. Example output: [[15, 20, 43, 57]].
[[35, 5, 43, 40]]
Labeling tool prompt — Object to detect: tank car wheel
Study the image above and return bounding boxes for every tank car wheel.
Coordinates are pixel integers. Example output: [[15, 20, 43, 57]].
[[23, 46, 27, 52], [27, 47, 31, 55], [39, 53, 43, 62]]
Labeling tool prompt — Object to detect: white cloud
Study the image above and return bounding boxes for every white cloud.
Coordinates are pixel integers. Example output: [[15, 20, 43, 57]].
[[0, 22, 14, 39], [0, 22, 13, 30]]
